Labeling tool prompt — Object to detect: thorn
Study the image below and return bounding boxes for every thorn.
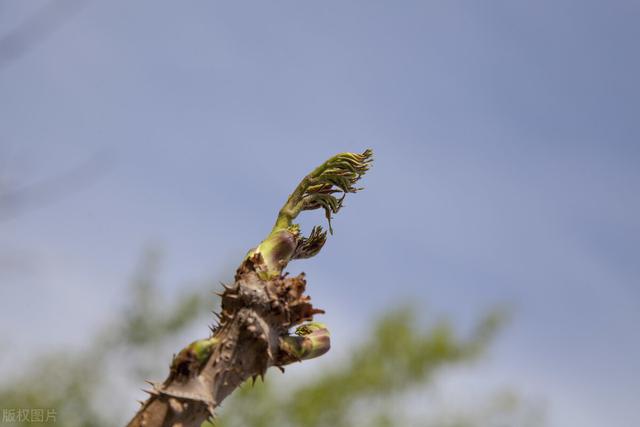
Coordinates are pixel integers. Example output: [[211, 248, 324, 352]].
[[207, 404, 216, 420], [276, 365, 285, 373], [141, 388, 156, 396], [251, 375, 258, 386], [259, 372, 265, 382], [137, 400, 145, 406]]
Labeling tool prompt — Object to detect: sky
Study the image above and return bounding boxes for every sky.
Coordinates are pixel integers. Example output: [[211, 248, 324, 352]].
[[1, 1, 639, 426]]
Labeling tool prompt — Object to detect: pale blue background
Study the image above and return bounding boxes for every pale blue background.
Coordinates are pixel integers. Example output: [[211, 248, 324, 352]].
[[1, 1, 639, 426]]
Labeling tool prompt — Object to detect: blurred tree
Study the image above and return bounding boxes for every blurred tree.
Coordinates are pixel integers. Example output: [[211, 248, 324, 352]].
[[213, 308, 542, 427], [0, 251, 541, 426], [0, 249, 212, 427]]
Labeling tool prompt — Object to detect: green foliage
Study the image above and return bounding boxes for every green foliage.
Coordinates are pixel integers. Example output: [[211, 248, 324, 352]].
[[0, 250, 212, 427], [0, 251, 541, 427], [211, 309, 510, 427]]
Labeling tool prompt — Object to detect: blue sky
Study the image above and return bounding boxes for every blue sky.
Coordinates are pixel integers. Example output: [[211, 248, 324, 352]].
[[1, 1, 639, 426]]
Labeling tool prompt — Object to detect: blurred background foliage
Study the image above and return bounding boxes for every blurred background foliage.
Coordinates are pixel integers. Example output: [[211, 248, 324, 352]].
[[0, 250, 543, 427], [212, 306, 542, 427]]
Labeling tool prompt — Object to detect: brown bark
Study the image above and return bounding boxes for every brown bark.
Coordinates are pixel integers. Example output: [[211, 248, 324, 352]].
[[127, 256, 326, 427]]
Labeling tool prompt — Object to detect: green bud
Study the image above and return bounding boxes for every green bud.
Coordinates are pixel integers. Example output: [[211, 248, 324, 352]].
[[172, 337, 219, 372], [280, 323, 331, 363]]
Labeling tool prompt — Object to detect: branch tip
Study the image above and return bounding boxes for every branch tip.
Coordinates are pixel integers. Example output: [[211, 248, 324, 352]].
[[250, 149, 373, 276]]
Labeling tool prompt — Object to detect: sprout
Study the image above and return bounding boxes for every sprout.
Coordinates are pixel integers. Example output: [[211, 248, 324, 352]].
[[248, 149, 373, 277], [279, 322, 331, 363]]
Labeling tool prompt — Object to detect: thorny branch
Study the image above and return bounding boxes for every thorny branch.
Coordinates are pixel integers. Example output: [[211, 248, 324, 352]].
[[126, 150, 373, 427]]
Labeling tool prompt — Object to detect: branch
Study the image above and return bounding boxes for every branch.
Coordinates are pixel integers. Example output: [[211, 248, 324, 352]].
[[126, 149, 373, 427], [0, 0, 88, 71]]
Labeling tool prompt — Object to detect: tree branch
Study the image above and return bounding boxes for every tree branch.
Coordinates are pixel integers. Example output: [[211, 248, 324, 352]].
[[126, 150, 373, 427]]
